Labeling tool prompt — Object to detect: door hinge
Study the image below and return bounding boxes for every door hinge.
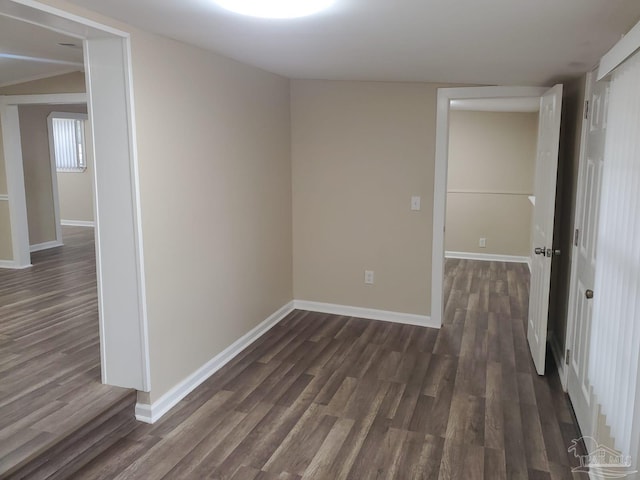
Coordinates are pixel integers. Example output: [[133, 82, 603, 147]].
[[566, 349, 571, 365], [584, 100, 589, 120], [574, 228, 580, 247]]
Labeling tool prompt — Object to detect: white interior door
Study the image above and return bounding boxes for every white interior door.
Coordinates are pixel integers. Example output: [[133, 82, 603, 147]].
[[566, 71, 608, 437], [527, 84, 563, 375]]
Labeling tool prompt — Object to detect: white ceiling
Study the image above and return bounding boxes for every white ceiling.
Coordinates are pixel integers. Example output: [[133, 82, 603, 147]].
[[63, 0, 640, 85], [0, 15, 84, 88]]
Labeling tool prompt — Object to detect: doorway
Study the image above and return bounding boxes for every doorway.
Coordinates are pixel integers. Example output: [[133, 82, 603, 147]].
[[431, 85, 563, 375], [12, 100, 91, 252], [0, 2, 150, 391], [431, 86, 546, 328], [444, 100, 540, 265]]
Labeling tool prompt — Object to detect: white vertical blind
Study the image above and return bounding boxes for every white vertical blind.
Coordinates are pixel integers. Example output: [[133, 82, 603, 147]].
[[52, 117, 85, 171], [589, 49, 640, 456]]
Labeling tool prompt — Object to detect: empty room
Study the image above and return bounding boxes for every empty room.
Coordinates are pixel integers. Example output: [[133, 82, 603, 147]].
[[1, 0, 640, 479]]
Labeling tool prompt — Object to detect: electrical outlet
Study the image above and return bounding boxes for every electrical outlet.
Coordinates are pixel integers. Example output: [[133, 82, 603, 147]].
[[364, 270, 374, 285], [479, 237, 487, 248]]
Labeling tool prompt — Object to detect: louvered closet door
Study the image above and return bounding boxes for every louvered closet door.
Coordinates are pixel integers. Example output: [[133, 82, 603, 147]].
[[589, 47, 640, 458], [566, 70, 608, 438]]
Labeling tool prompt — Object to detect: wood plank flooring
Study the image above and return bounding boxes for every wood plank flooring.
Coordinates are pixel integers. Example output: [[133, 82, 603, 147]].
[[0, 227, 134, 478], [70, 259, 587, 479]]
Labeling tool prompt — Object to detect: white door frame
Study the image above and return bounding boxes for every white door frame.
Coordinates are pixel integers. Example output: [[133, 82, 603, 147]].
[[0, 1, 151, 392], [0, 93, 87, 257], [0, 102, 31, 267], [431, 86, 547, 326]]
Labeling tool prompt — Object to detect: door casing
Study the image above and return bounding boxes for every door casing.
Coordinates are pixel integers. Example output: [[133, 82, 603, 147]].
[[431, 86, 547, 327], [0, 1, 151, 392]]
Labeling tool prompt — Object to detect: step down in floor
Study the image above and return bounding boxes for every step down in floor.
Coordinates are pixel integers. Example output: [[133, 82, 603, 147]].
[[2, 388, 137, 480]]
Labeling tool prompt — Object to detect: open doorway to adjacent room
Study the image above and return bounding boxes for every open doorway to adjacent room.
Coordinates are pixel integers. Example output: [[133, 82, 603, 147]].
[[0, 4, 149, 475]]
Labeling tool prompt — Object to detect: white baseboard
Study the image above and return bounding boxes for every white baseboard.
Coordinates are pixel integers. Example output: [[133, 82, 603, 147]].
[[30, 240, 63, 253], [0, 260, 32, 269], [61, 220, 95, 227], [445, 251, 530, 264], [293, 300, 438, 329], [136, 299, 441, 423], [135, 301, 295, 424]]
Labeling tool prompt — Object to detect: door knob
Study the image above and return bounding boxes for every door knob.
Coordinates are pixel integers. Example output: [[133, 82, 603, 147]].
[[585, 289, 594, 299], [534, 247, 546, 255]]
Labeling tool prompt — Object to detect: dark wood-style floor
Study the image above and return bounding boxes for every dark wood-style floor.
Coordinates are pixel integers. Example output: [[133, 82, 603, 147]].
[[66, 259, 586, 480], [0, 227, 132, 477]]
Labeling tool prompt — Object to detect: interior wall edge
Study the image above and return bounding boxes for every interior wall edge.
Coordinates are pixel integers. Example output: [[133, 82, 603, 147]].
[[135, 301, 295, 424]]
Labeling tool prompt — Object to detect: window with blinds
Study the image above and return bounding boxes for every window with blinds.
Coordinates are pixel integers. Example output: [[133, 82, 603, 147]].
[[47, 113, 87, 173]]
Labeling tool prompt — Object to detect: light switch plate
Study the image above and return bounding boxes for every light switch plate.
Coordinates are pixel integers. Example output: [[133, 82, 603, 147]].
[[411, 196, 421, 211], [364, 270, 374, 285]]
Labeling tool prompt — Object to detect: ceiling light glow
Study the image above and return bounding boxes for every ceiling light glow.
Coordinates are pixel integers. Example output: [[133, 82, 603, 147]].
[[213, 0, 334, 19]]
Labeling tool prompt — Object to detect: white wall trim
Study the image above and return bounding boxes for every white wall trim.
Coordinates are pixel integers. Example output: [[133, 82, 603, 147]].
[[598, 19, 640, 80], [293, 300, 438, 329], [445, 251, 530, 264], [432, 86, 547, 329], [0, 103, 31, 269], [135, 300, 441, 424], [84, 36, 150, 391], [0, 93, 87, 106], [135, 301, 295, 424], [0, 260, 32, 269], [30, 240, 63, 252], [61, 219, 95, 227], [121, 35, 152, 394]]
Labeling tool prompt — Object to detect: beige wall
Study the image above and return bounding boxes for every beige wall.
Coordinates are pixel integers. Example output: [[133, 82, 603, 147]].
[[131, 33, 292, 401], [292, 80, 442, 316], [446, 193, 533, 256], [0, 126, 10, 261], [446, 110, 538, 256], [0, 126, 6, 195], [57, 119, 94, 223], [18, 104, 88, 246], [0, 202, 12, 260], [0, 71, 85, 95]]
